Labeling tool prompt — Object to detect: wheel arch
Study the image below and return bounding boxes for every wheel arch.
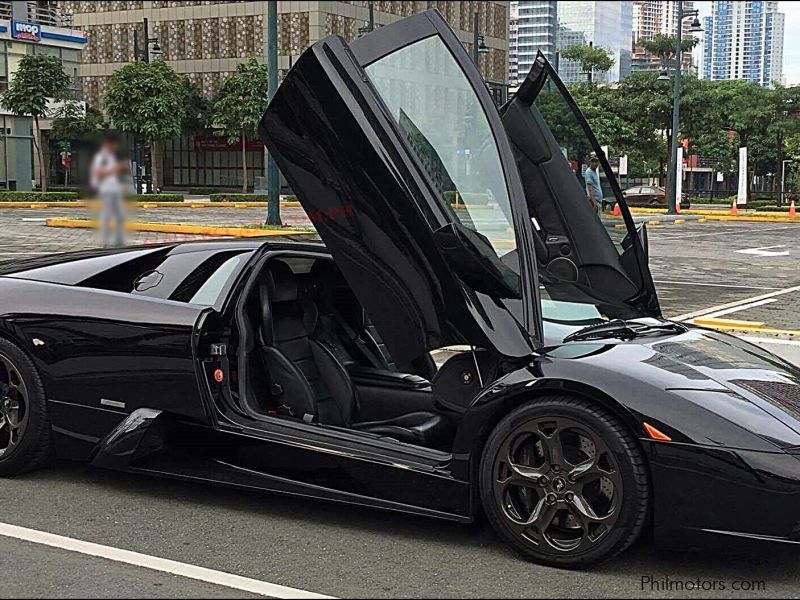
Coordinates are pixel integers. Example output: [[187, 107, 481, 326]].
[[462, 377, 650, 516]]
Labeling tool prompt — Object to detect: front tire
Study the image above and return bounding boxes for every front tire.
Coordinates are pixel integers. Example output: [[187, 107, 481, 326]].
[[479, 395, 649, 568], [0, 337, 51, 475]]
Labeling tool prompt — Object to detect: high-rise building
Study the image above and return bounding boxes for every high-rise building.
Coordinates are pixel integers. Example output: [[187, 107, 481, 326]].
[[508, 1, 557, 87], [556, 1, 633, 83], [701, 0, 785, 87], [58, 1, 510, 189], [631, 1, 695, 74]]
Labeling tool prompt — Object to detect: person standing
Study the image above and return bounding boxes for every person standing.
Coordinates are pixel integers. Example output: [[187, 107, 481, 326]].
[[584, 154, 603, 218], [90, 132, 127, 247]]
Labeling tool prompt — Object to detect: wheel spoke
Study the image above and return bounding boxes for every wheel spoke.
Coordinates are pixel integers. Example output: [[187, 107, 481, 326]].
[[506, 496, 558, 537]]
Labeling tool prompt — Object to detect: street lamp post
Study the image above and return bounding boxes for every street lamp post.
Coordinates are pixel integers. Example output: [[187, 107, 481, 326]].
[[132, 19, 161, 193], [666, 4, 702, 214], [472, 11, 489, 70], [266, 1, 281, 226]]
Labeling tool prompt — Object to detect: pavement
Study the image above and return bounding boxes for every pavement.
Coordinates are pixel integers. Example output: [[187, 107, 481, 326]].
[[2, 206, 800, 598]]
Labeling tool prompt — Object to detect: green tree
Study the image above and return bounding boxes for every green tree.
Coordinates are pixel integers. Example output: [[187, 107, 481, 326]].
[[0, 54, 74, 192], [105, 60, 188, 191], [182, 78, 211, 135], [212, 59, 270, 193], [641, 33, 698, 65], [559, 44, 614, 82], [52, 104, 108, 145]]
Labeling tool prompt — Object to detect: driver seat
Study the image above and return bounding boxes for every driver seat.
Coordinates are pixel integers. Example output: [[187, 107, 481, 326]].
[[258, 261, 448, 447]]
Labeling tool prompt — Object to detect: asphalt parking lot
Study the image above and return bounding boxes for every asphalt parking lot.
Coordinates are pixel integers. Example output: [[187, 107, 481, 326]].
[[2, 207, 800, 598]]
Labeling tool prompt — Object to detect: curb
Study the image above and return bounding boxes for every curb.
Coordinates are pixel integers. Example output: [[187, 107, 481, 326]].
[[45, 218, 310, 238]]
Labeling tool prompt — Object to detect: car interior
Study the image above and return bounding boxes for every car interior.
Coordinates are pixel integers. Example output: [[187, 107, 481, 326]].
[[234, 255, 501, 451]]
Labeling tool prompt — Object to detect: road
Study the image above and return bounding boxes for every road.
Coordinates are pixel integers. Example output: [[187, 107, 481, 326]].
[[1, 208, 800, 598]]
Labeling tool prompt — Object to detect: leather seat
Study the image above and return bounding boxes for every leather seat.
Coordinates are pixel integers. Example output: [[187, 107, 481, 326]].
[[258, 261, 448, 447]]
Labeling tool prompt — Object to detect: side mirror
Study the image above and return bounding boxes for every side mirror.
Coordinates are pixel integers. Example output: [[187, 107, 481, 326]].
[[434, 223, 522, 299]]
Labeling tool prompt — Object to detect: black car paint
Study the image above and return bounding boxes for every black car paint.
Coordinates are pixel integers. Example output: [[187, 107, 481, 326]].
[[1, 9, 800, 553], [3, 238, 800, 545]]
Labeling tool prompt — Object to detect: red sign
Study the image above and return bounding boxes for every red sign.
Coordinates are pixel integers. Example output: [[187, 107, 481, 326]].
[[193, 136, 264, 152]]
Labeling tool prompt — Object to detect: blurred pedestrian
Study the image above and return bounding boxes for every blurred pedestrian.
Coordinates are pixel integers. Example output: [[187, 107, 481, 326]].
[[90, 132, 127, 247], [584, 154, 603, 218]]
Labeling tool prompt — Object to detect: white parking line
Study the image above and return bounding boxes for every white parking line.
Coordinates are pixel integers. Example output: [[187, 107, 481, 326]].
[[654, 280, 781, 290], [741, 336, 800, 346], [701, 298, 778, 319], [672, 284, 800, 322], [0, 522, 334, 599]]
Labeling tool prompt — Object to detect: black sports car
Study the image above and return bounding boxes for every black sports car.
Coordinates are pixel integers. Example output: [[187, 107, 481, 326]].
[[2, 11, 800, 569]]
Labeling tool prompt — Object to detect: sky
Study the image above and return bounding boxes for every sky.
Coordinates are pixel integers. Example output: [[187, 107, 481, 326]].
[[695, 1, 800, 86]]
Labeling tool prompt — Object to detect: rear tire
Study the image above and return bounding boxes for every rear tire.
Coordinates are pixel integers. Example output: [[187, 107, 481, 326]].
[[479, 395, 649, 568], [0, 337, 51, 475]]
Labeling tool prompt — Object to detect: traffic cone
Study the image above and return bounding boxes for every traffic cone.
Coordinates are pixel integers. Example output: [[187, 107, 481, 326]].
[[612, 203, 621, 217], [790, 200, 797, 218], [730, 199, 738, 216]]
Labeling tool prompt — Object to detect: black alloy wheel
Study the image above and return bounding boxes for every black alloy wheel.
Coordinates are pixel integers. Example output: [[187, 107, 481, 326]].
[[480, 395, 649, 568], [0, 338, 51, 475]]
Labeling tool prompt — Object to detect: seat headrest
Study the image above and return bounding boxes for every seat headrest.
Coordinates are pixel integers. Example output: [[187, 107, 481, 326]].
[[267, 261, 297, 303]]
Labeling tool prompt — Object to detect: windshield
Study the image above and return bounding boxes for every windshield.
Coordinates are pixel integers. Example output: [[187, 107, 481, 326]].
[[366, 35, 519, 265]]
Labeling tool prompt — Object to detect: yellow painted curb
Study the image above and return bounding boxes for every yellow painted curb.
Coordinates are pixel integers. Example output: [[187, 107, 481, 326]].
[[704, 215, 800, 224], [674, 219, 686, 224], [614, 223, 627, 229], [45, 218, 309, 238], [647, 220, 661, 226], [693, 317, 766, 329]]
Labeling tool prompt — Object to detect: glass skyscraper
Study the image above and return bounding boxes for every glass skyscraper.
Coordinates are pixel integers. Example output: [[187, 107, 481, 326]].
[[702, 0, 785, 87], [555, 1, 633, 83], [509, 1, 558, 87]]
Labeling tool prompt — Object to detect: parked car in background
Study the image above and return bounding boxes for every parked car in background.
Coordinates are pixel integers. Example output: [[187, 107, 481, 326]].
[[609, 185, 690, 209]]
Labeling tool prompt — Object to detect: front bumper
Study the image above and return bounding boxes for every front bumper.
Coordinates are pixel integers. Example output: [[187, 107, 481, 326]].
[[644, 439, 800, 549]]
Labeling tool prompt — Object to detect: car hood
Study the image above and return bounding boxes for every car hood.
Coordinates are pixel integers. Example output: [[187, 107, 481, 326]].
[[540, 324, 800, 450]]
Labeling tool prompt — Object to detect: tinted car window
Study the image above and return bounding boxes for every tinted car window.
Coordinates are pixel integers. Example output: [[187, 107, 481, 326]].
[[366, 35, 517, 261], [185, 253, 251, 306]]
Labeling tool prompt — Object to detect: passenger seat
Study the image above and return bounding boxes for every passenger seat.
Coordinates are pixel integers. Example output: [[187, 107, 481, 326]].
[[258, 261, 449, 447]]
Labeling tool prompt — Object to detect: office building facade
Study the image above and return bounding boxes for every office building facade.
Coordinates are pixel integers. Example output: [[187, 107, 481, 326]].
[[59, 1, 510, 189], [702, 0, 784, 87], [556, 0, 633, 83], [508, 1, 557, 87]]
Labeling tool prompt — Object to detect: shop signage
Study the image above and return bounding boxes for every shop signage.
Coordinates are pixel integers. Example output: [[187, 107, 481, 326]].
[[12, 21, 41, 43], [193, 135, 263, 152]]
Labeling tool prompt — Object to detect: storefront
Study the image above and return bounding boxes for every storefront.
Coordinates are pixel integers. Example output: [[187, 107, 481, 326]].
[[0, 12, 85, 190]]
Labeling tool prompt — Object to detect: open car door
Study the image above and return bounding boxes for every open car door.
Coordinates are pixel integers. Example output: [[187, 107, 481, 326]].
[[260, 10, 542, 365], [501, 53, 661, 318]]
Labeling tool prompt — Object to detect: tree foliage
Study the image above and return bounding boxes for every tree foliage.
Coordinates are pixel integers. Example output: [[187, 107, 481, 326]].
[[559, 45, 615, 81], [566, 74, 800, 183], [641, 33, 698, 60], [0, 54, 74, 191], [105, 60, 188, 190], [52, 104, 108, 144], [212, 59, 270, 192]]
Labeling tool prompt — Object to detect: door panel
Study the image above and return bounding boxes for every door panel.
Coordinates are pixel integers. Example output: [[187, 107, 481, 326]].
[[502, 53, 660, 318], [260, 11, 541, 362]]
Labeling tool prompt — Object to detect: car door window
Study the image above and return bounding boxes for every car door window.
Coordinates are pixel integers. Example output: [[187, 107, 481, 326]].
[[366, 35, 517, 261]]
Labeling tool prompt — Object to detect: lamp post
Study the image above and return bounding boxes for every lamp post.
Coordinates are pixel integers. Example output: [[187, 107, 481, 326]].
[[266, 1, 280, 225], [666, 4, 703, 214], [472, 11, 489, 70], [133, 18, 161, 63], [132, 19, 161, 193]]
